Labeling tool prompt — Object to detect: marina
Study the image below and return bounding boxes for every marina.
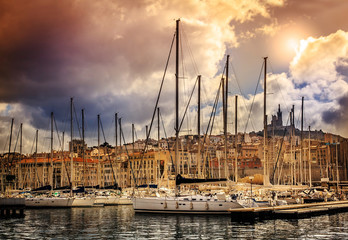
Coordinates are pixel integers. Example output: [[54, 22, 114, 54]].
[[0, 205, 348, 239], [1, 0, 348, 239]]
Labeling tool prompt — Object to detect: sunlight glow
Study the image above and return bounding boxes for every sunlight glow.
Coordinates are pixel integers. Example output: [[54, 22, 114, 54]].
[[287, 38, 299, 53]]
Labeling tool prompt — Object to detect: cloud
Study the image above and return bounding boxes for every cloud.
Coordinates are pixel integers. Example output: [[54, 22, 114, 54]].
[[2, 0, 348, 152], [0, 0, 289, 152], [290, 30, 348, 84], [322, 94, 348, 137]]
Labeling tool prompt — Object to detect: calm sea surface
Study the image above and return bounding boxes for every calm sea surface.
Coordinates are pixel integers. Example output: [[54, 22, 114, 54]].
[[1, 206, 348, 239]]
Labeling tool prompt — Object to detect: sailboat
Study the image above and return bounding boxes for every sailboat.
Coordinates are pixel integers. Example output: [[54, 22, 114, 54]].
[[132, 20, 243, 214], [70, 103, 95, 207], [25, 112, 74, 208]]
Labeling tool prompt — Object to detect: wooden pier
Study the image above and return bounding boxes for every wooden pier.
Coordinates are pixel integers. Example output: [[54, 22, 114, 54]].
[[0, 198, 25, 218], [228, 200, 348, 221]]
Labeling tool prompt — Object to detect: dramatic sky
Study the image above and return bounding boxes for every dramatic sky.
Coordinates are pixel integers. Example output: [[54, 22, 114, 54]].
[[1, 0, 348, 154]]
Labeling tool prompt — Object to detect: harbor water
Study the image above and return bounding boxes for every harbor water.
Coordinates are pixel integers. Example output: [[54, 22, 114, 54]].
[[1, 206, 348, 239]]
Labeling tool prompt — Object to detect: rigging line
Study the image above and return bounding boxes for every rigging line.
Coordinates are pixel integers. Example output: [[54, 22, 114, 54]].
[[202, 80, 222, 154], [30, 133, 36, 154], [61, 131, 71, 186], [230, 61, 256, 131], [119, 119, 137, 187], [159, 109, 175, 173], [181, 24, 199, 75], [2, 134, 9, 154], [42, 115, 51, 153], [244, 61, 264, 133], [178, 76, 198, 132], [54, 116, 62, 149], [73, 102, 82, 139], [12, 125, 20, 153], [180, 27, 190, 132], [62, 99, 70, 137], [268, 60, 292, 114], [271, 113, 291, 183], [136, 32, 175, 181], [209, 92, 220, 136], [100, 118, 117, 186]]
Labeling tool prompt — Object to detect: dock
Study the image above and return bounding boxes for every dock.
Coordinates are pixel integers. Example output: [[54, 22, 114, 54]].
[[0, 198, 25, 218], [228, 200, 348, 221]]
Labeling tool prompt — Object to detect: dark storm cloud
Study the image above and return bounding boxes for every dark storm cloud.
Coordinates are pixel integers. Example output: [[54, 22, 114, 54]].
[[335, 57, 348, 82], [322, 94, 348, 136], [0, 0, 173, 133]]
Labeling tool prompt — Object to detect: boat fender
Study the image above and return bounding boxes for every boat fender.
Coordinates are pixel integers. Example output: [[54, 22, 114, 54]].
[[205, 202, 209, 210], [164, 201, 167, 209], [190, 202, 193, 210], [176, 201, 179, 209]]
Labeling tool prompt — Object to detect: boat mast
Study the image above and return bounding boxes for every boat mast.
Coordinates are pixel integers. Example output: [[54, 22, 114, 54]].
[[292, 105, 297, 184], [7, 118, 14, 191], [50, 112, 54, 192], [115, 113, 118, 187], [82, 109, 85, 187], [132, 123, 135, 154], [119, 118, 122, 156], [300, 96, 304, 184], [308, 126, 312, 187], [62, 132, 71, 187], [19, 123, 23, 189], [98, 114, 101, 187], [221, 77, 226, 179], [175, 19, 179, 193], [263, 57, 268, 185], [70, 98, 74, 194], [235, 95, 238, 182], [224, 55, 229, 180], [35, 130, 38, 188], [197, 75, 201, 178], [157, 107, 160, 146], [336, 141, 339, 192]]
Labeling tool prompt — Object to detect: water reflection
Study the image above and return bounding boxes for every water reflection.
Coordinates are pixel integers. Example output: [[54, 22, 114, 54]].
[[0, 206, 348, 239]]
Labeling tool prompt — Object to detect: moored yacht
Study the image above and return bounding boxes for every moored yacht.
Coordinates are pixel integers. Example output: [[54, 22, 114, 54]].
[[25, 196, 74, 208], [133, 194, 243, 214]]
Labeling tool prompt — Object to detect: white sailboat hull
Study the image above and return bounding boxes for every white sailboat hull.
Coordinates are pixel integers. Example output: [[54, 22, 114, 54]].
[[132, 196, 244, 214], [25, 197, 74, 207], [94, 195, 119, 205], [118, 196, 132, 205], [71, 197, 95, 207]]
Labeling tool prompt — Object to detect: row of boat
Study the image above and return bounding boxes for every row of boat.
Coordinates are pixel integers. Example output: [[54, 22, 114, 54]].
[[3, 190, 133, 208], [131, 183, 345, 214]]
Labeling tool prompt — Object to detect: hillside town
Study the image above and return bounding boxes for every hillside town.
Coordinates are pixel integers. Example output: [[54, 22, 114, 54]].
[[1, 106, 348, 191]]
